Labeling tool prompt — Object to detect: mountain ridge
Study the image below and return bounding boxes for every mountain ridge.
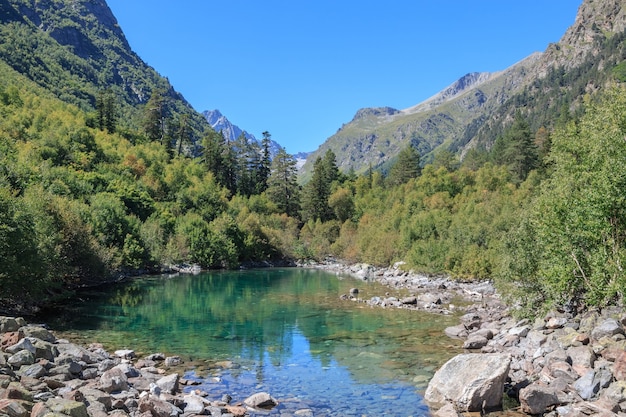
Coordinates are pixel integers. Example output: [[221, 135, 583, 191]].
[[301, 0, 626, 180]]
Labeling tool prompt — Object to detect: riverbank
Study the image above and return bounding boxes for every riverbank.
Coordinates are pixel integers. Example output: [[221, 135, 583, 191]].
[[0, 316, 280, 417], [310, 260, 626, 416]]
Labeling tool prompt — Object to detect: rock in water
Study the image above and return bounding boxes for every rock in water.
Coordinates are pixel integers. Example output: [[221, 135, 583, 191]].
[[424, 353, 511, 412]]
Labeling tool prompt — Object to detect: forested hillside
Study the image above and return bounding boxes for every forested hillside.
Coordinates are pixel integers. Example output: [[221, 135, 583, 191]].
[[1, 0, 626, 318]]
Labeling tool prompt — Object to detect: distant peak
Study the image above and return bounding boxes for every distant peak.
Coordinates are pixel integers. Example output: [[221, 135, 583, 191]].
[[351, 106, 400, 122], [403, 72, 493, 114]]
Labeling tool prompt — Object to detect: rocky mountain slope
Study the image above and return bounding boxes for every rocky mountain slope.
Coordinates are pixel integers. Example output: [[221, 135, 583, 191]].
[[301, 0, 626, 179], [0, 0, 210, 147]]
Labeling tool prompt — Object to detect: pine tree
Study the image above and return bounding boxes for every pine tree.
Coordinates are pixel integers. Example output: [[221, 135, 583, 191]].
[[142, 90, 167, 143], [266, 148, 300, 217], [386, 145, 421, 186], [301, 156, 333, 222], [256, 131, 272, 194]]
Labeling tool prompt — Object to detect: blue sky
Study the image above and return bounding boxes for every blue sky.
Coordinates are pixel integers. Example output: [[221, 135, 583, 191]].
[[106, 1, 581, 154]]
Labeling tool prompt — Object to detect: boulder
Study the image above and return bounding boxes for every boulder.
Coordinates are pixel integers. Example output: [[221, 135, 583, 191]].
[[519, 383, 560, 415], [7, 350, 34, 368], [100, 367, 128, 393], [463, 335, 489, 350], [156, 373, 179, 395], [444, 325, 468, 339], [0, 317, 25, 333], [591, 318, 624, 341], [46, 398, 89, 417], [424, 353, 510, 411], [0, 399, 28, 417], [19, 326, 55, 343], [244, 392, 278, 409]]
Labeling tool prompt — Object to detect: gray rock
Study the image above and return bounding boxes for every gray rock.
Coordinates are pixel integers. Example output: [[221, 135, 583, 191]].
[[591, 318, 624, 341], [244, 392, 278, 409], [5, 338, 36, 355], [574, 370, 601, 400], [0, 399, 28, 417], [46, 398, 89, 417], [463, 335, 489, 350], [182, 394, 206, 414], [100, 367, 129, 393], [19, 326, 55, 343], [0, 317, 25, 333], [424, 353, 511, 411], [164, 356, 181, 367], [567, 345, 596, 376], [114, 349, 136, 359], [519, 383, 560, 415], [444, 325, 468, 339], [7, 350, 34, 368], [433, 402, 463, 417], [156, 373, 179, 394], [18, 363, 47, 378], [509, 325, 530, 338]]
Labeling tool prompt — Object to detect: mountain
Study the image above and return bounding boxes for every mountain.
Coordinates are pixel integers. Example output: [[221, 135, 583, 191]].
[[301, 0, 626, 180], [0, 0, 210, 149], [202, 109, 290, 159]]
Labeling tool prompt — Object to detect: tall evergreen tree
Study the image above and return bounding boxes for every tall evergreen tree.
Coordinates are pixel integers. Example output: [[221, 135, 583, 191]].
[[256, 131, 272, 194], [142, 89, 167, 144], [387, 145, 421, 186], [491, 112, 538, 183], [96, 88, 117, 133], [266, 148, 300, 217], [301, 156, 333, 222]]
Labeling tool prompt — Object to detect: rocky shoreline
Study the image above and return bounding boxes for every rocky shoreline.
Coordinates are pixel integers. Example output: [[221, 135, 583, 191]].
[[0, 317, 280, 417], [3, 262, 626, 417], [313, 260, 626, 417]]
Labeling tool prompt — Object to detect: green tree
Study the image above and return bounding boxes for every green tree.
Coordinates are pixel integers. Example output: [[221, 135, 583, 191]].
[[387, 145, 421, 186], [142, 89, 167, 143], [266, 148, 300, 218], [301, 156, 333, 222], [498, 88, 626, 314], [491, 113, 538, 183]]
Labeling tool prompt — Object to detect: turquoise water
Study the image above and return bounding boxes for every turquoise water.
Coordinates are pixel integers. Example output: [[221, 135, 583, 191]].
[[46, 268, 462, 416]]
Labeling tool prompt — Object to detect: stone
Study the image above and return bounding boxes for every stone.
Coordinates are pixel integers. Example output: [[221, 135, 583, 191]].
[[163, 356, 181, 367], [19, 326, 55, 343], [519, 383, 560, 415], [17, 363, 46, 379], [567, 345, 596, 376], [114, 350, 135, 360], [591, 318, 624, 341], [613, 351, 626, 380], [463, 335, 489, 350], [7, 350, 34, 368], [574, 370, 601, 400], [0, 399, 28, 417], [156, 373, 179, 395], [509, 325, 530, 338], [0, 317, 25, 333], [5, 338, 35, 355], [138, 397, 181, 417], [182, 394, 205, 414], [444, 325, 468, 339], [546, 317, 568, 329], [433, 402, 463, 417], [30, 401, 50, 417], [424, 353, 511, 411], [244, 392, 278, 409], [56, 343, 100, 364], [46, 398, 89, 417], [100, 367, 128, 393], [79, 387, 112, 410]]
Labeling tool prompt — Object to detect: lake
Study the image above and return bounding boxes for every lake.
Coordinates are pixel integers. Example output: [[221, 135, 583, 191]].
[[44, 268, 463, 416]]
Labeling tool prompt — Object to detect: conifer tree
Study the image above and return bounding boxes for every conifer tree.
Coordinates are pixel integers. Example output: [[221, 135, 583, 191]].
[[301, 153, 335, 222], [387, 145, 421, 186], [266, 148, 300, 217]]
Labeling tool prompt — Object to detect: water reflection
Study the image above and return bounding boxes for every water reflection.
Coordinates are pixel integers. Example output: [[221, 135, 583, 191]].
[[46, 268, 462, 413]]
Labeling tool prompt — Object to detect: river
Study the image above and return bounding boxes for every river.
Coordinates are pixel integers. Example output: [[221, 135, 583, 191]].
[[43, 268, 463, 416]]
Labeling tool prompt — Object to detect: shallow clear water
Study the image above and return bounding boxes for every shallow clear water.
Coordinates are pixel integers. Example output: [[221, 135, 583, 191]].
[[44, 268, 462, 416]]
